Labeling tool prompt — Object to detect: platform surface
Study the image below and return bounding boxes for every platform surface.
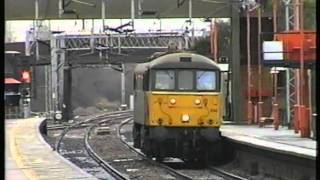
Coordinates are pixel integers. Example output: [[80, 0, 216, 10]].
[[220, 124, 316, 160], [5, 117, 97, 180]]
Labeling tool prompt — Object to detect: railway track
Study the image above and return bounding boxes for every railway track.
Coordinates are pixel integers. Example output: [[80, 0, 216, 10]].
[[208, 167, 248, 180], [54, 110, 191, 179], [85, 117, 131, 180], [55, 110, 132, 152], [118, 118, 249, 180], [117, 118, 194, 180], [87, 115, 193, 179], [52, 110, 248, 179], [54, 110, 133, 179]]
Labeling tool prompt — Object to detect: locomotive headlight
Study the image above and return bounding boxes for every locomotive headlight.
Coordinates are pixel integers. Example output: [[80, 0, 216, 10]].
[[181, 114, 190, 122], [194, 99, 201, 105], [169, 98, 176, 105]]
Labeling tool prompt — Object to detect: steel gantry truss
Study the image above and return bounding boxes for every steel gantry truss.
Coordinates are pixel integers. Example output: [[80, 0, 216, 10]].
[[25, 0, 199, 121], [26, 31, 194, 120], [60, 33, 193, 51]]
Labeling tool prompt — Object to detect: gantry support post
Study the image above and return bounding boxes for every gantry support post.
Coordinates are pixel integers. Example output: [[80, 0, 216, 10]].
[[188, 0, 195, 47], [131, 0, 135, 29], [63, 64, 72, 121], [35, 0, 40, 61], [284, 0, 291, 127], [283, 0, 297, 129], [101, 0, 106, 29], [59, 0, 63, 18], [50, 36, 65, 122], [188, 0, 192, 24], [230, 2, 243, 122]]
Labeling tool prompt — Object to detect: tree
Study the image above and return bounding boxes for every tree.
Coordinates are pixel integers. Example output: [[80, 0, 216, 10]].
[[191, 20, 231, 60], [303, 0, 316, 30]]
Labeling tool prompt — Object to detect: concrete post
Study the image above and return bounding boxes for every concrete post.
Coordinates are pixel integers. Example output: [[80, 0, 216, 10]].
[[311, 69, 316, 139], [58, 39, 65, 121], [51, 38, 58, 118], [63, 65, 72, 121], [50, 36, 65, 122], [230, 3, 243, 122], [23, 101, 31, 118]]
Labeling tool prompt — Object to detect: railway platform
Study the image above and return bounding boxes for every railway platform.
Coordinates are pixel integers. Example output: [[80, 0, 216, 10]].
[[220, 124, 316, 160], [5, 117, 97, 180]]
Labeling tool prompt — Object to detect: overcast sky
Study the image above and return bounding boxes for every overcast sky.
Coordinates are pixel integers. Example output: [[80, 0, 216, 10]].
[[5, 18, 229, 42]]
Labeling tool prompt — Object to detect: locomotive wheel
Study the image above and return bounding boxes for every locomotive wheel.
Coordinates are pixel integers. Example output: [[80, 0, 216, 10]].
[[155, 142, 164, 162], [132, 123, 141, 148], [155, 154, 164, 162], [209, 140, 223, 164], [199, 150, 209, 167], [140, 126, 152, 157]]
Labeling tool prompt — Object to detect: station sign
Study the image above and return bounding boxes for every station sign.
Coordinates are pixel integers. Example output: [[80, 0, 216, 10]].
[[262, 41, 284, 61], [261, 31, 316, 68]]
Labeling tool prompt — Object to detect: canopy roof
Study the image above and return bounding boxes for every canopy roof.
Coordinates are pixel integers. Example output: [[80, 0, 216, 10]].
[[5, 0, 233, 20], [5, 78, 21, 84]]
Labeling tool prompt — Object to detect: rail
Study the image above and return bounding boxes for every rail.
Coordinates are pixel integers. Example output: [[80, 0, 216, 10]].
[[118, 118, 194, 180]]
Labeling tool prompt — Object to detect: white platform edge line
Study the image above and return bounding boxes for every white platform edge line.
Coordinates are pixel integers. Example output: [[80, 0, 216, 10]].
[[36, 117, 98, 179]]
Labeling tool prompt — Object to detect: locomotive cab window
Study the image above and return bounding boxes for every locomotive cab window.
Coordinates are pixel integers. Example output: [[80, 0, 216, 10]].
[[196, 71, 217, 91], [154, 70, 175, 90], [178, 70, 193, 90]]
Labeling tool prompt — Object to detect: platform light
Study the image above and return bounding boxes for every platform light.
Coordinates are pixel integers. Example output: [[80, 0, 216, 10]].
[[21, 70, 31, 83]]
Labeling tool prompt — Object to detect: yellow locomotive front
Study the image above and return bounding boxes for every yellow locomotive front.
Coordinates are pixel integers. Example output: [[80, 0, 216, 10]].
[[133, 53, 223, 163], [148, 92, 222, 127]]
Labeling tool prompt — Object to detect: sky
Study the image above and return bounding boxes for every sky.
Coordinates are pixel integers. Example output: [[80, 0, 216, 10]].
[[5, 18, 229, 42]]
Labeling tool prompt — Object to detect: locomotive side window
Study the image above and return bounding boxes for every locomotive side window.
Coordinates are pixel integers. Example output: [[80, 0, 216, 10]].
[[196, 71, 217, 90], [155, 70, 175, 90], [143, 71, 149, 91], [178, 70, 193, 90]]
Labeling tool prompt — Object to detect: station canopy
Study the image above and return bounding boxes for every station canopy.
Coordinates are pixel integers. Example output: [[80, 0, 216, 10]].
[[5, 0, 234, 20]]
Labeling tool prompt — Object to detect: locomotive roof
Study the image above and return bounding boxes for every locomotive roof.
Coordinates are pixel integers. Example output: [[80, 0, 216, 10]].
[[134, 52, 220, 73]]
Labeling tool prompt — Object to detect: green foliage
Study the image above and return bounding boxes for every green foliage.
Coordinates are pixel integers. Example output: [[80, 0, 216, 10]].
[[304, 0, 316, 30], [263, 0, 274, 12], [191, 37, 211, 56], [95, 98, 110, 110], [216, 20, 231, 59], [191, 20, 231, 59], [272, 0, 315, 30]]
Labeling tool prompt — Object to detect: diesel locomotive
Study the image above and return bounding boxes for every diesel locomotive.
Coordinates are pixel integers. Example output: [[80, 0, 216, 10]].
[[133, 52, 223, 163]]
